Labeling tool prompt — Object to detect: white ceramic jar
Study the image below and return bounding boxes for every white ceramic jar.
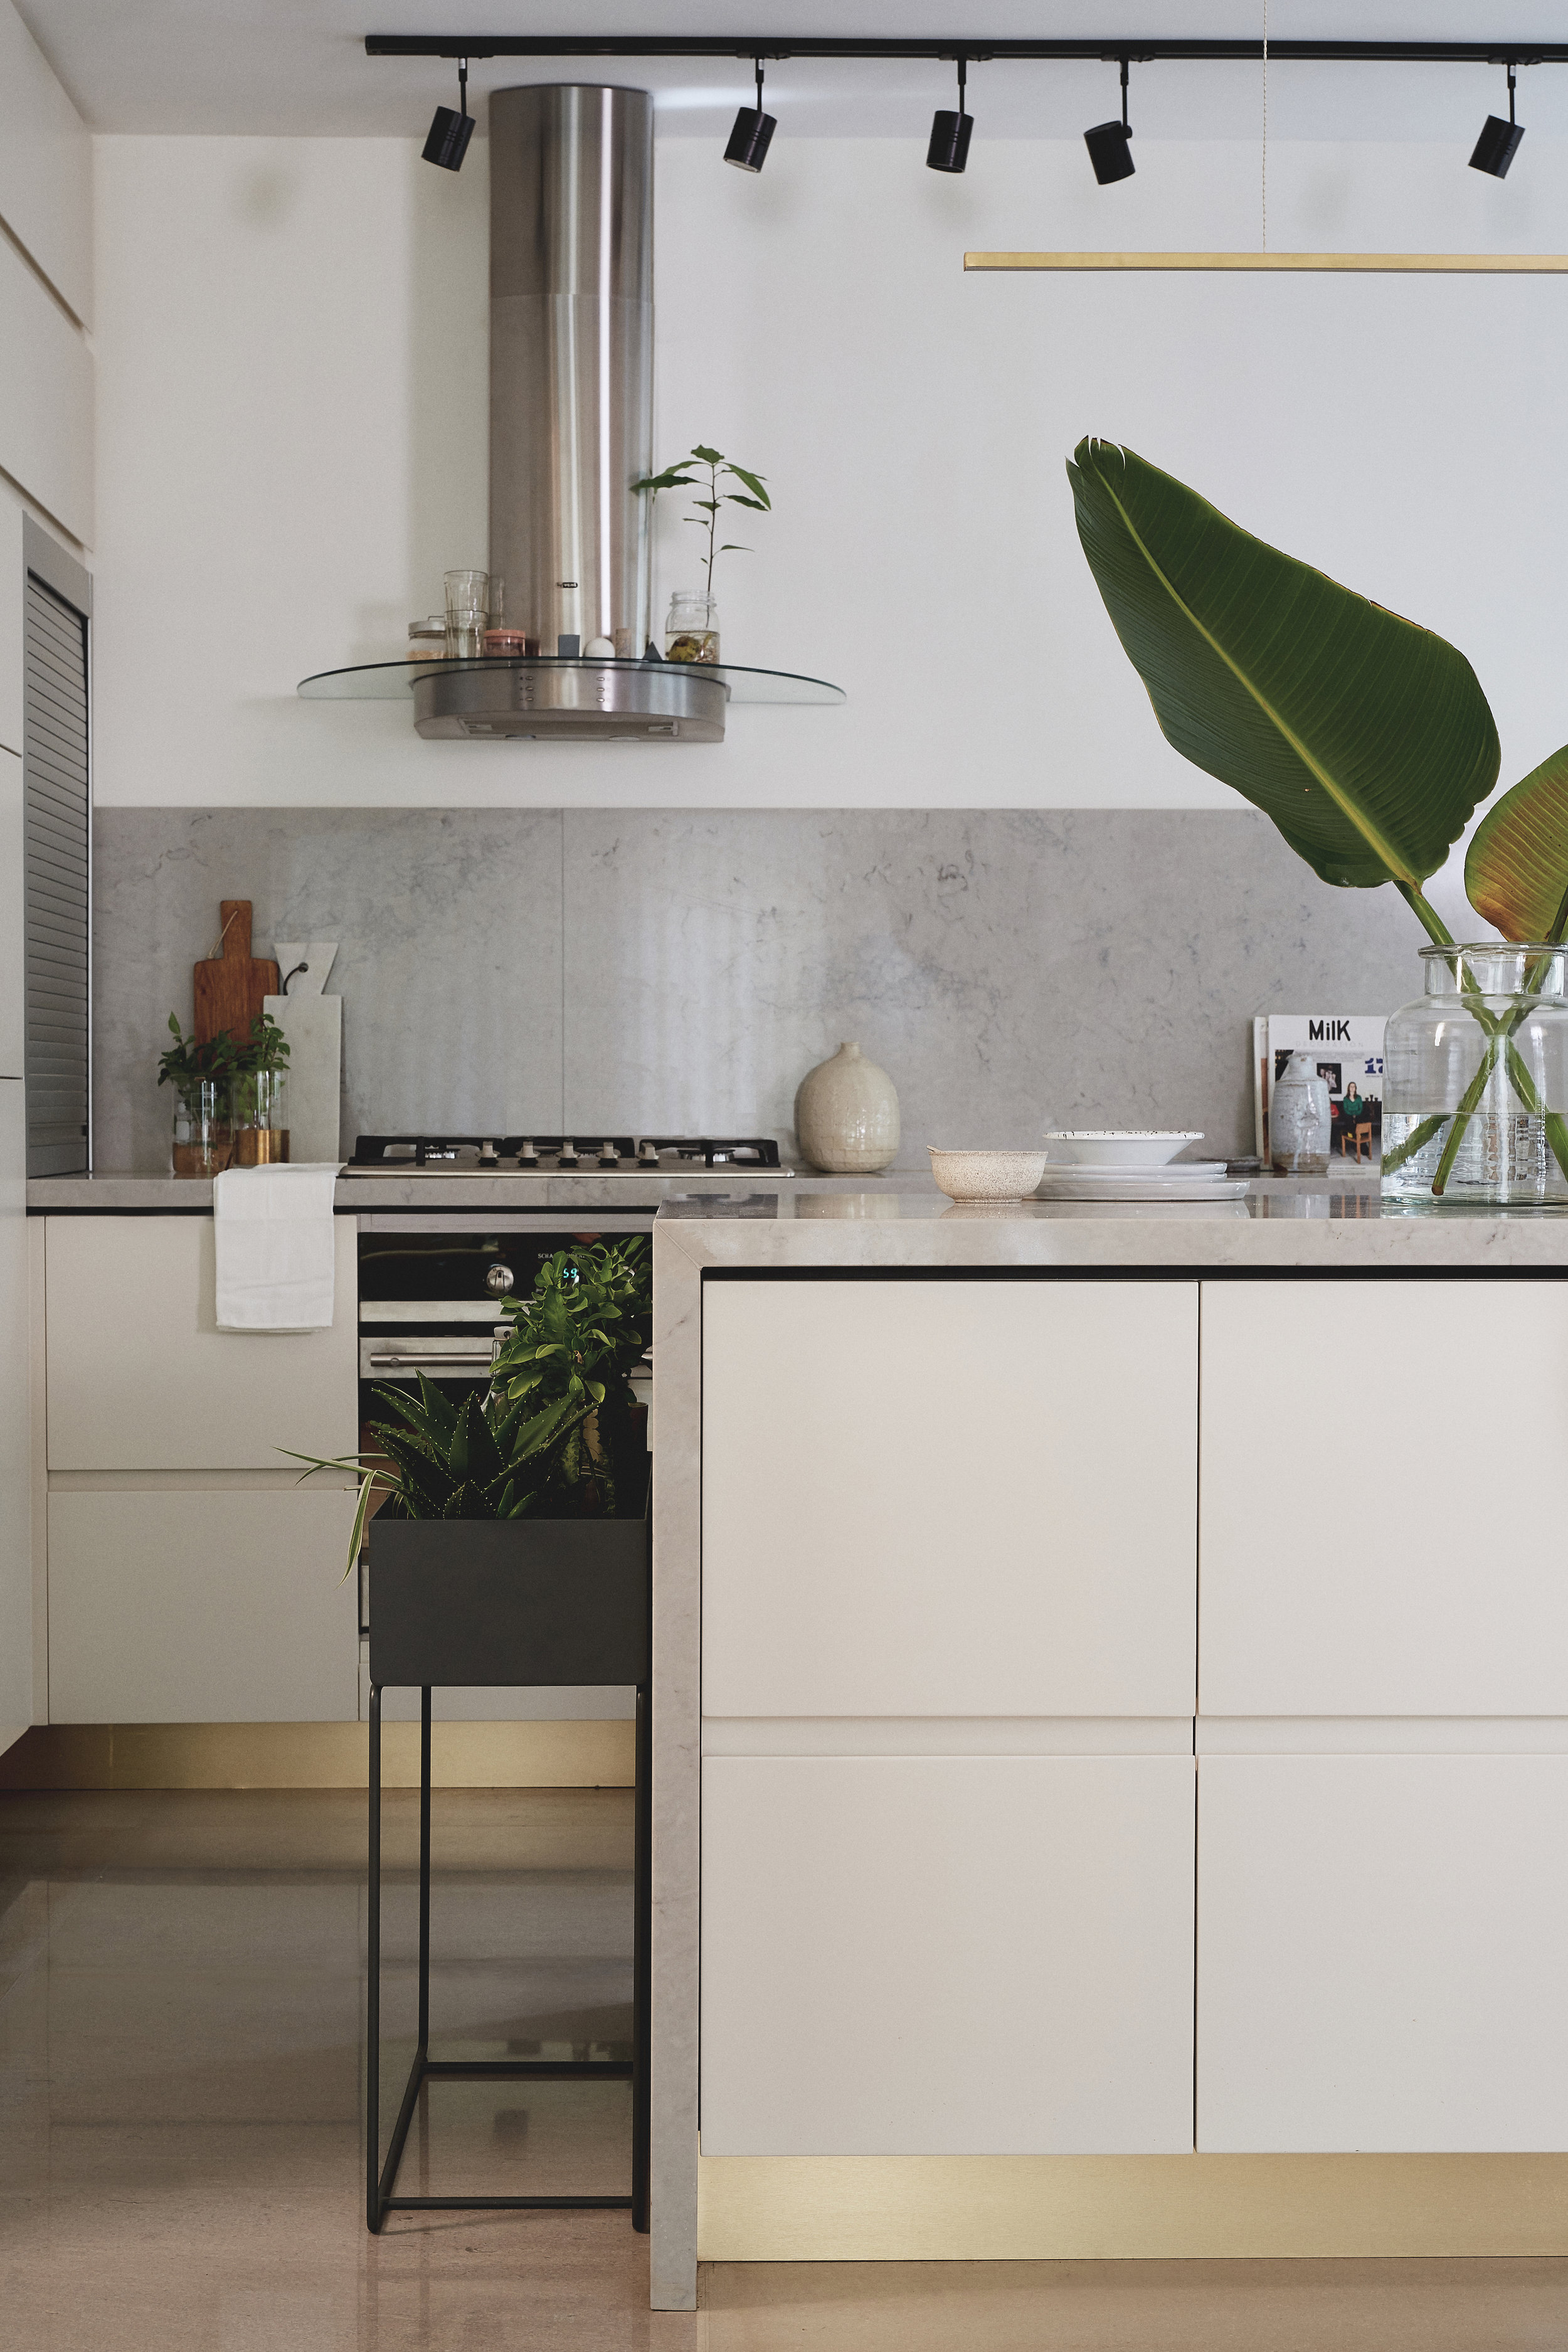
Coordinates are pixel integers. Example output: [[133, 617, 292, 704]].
[[794, 1042, 901, 1173]]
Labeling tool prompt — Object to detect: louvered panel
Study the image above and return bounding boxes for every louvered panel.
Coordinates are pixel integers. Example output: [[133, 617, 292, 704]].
[[24, 573, 90, 1175]]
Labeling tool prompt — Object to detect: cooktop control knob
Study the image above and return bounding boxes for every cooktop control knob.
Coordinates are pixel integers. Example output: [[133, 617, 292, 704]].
[[479, 1139, 499, 1165], [517, 1140, 538, 1167], [484, 1261, 514, 1296], [558, 1141, 580, 1167], [638, 1140, 660, 1164], [599, 1140, 620, 1167]]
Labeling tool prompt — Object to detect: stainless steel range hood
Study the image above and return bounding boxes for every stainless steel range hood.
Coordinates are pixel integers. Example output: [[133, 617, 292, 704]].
[[415, 83, 726, 743]]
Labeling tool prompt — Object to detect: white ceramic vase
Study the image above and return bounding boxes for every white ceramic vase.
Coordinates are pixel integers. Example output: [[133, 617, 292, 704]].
[[795, 1042, 901, 1173]]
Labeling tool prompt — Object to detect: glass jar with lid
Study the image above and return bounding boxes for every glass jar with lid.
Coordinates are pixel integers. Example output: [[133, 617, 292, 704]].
[[407, 617, 447, 660], [1382, 943, 1568, 1208]]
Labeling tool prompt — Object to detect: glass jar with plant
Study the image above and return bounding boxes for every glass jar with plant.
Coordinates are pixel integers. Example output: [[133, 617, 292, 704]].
[[157, 1014, 237, 1178], [286, 1238, 652, 1574], [1069, 437, 1568, 1208], [230, 1012, 291, 1165], [632, 444, 771, 662]]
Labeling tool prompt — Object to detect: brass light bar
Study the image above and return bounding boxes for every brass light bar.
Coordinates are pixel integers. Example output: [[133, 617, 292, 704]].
[[966, 253, 1568, 273]]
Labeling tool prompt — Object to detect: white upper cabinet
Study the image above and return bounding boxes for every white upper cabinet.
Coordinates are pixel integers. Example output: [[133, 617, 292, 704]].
[[702, 1279, 1197, 1719], [1199, 1281, 1568, 1717], [0, 236, 93, 546], [46, 1214, 357, 1470], [1198, 1753, 1568, 2152], [0, 0, 92, 324], [701, 1753, 1196, 2156]]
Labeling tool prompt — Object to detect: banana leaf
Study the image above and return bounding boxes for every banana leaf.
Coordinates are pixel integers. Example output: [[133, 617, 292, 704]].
[[1465, 744, 1568, 943], [1067, 438, 1499, 903]]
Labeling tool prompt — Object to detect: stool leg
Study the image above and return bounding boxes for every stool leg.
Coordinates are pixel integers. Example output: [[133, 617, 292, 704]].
[[368, 1682, 383, 2232]]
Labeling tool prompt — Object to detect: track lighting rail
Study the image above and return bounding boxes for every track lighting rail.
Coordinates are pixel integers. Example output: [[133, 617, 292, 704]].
[[368, 37, 1568, 68]]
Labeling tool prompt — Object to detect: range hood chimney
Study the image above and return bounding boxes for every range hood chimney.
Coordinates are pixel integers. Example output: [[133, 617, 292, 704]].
[[415, 83, 726, 741]]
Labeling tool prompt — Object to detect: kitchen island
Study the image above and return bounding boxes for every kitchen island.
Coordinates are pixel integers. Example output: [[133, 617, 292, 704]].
[[649, 1193, 1568, 2310]]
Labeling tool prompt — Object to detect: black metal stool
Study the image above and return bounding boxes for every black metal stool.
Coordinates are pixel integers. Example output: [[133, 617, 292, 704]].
[[364, 1518, 650, 2232]]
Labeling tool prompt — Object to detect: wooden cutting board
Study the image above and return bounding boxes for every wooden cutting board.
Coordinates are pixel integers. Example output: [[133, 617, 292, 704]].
[[194, 901, 280, 1047]]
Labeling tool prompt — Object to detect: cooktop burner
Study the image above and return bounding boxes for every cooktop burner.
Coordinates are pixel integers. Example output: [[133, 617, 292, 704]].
[[349, 1133, 789, 1174]]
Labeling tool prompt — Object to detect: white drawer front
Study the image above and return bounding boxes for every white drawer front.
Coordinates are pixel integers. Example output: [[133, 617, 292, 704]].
[[48, 1487, 360, 1722], [702, 1279, 1197, 1719], [46, 1214, 356, 1470], [701, 1753, 1195, 2156]]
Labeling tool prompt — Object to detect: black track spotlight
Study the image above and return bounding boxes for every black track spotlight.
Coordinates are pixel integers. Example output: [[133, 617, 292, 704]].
[[1084, 56, 1135, 185], [423, 55, 474, 171], [927, 55, 973, 173], [725, 59, 776, 172], [1470, 60, 1524, 178]]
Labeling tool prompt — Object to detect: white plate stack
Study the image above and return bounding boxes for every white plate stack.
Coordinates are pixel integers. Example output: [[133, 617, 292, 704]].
[[1037, 1131, 1247, 1201]]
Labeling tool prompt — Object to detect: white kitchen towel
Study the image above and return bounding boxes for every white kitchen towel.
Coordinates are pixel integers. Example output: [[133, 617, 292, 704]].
[[213, 1162, 341, 1332]]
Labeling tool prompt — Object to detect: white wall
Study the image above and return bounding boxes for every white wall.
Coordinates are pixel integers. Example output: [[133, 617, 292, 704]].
[[90, 129, 1568, 814]]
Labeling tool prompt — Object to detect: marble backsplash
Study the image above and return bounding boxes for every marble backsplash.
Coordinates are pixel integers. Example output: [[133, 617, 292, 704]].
[[92, 807, 1444, 1172]]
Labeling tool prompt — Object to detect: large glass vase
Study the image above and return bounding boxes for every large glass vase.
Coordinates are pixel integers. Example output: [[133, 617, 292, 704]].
[[1382, 945, 1568, 1209]]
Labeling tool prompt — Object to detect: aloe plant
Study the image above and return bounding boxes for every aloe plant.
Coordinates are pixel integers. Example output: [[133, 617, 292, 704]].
[[1069, 437, 1568, 1189]]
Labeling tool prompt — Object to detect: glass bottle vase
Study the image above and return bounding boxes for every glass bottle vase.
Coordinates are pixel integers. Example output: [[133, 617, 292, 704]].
[[1382, 943, 1568, 1209]]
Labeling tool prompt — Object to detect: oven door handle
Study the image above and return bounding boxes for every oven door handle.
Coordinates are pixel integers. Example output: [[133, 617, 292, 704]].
[[365, 1350, 495, 1369]]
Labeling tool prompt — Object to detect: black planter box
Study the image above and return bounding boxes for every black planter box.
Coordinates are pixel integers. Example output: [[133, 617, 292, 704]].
[[369, 1517, 649, 1688]]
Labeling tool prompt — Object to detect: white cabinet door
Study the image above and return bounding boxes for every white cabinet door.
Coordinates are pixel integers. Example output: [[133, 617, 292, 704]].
[[46, 1214, 357, 1470], [1198, 1753, 1568, 2152], [701, 1754, 1195, 2155], [702, 1280, 1197, 1718], [0, 1081, 28, 1742], [1200, 1281, 1568, 1715], [48, 1487, 361, 1722]]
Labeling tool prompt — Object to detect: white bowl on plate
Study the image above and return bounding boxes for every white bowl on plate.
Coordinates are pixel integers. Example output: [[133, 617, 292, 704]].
[[1042, 1130, 1204, 1170], [928, 1146, 1049, 1204]]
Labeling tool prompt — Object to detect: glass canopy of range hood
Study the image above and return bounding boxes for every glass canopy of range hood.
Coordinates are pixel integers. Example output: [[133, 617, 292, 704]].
[[297, 656, 845, 704]]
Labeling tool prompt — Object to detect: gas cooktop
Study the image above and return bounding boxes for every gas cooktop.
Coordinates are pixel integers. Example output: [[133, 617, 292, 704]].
[[348, 1133, 792, 1175]]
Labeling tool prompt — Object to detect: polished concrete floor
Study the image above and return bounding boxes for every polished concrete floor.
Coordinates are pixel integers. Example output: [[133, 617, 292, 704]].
[[3, 1787, 1568, 2349]]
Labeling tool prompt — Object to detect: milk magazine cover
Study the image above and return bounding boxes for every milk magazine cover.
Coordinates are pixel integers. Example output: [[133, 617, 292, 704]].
[[1253, 1016, 1387, 1162]]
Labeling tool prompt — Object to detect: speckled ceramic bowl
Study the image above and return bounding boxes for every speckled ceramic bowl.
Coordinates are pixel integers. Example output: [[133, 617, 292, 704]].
[[928, 1146, 1049, 1204]]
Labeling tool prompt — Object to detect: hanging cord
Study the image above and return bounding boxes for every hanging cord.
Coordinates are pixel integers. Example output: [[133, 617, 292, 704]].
[[1261, 0, 1269, 252], [458, 55, 469, 122], [754, 56, 765, 116], [1508, 59, 1517, 125], [957, 55, 968, 120], [1121, 55, 1130, 135]]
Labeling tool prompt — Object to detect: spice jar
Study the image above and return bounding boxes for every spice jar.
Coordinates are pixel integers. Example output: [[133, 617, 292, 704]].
[[665, 591, 719, 664], [482, 629, 532, 657], [407, 617, 447, 659]]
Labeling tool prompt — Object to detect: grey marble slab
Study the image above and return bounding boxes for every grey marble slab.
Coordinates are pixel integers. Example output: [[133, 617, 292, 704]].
[[92, 808, 565, 1172], [94, 807, 1433, 1180]]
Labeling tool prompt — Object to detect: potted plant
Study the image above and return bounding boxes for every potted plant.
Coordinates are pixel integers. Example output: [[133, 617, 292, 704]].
[[288, 1239, 652, 1688], [158, 1013, 238, 1178], [632, 442, 771, 662], [1069, 438, 1568, 1207]]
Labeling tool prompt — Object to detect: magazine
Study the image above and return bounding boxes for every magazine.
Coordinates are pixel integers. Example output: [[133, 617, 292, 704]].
[[1253, 1015, 1387, 1163]]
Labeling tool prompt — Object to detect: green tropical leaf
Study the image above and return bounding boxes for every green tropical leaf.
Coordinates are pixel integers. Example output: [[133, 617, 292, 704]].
[[726, 495, 769, 512], [689, 443, 724, 464], [1465, 744, 1568, 943], [724, 464, 770, 506], [1067, 438, 1500, 896]]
